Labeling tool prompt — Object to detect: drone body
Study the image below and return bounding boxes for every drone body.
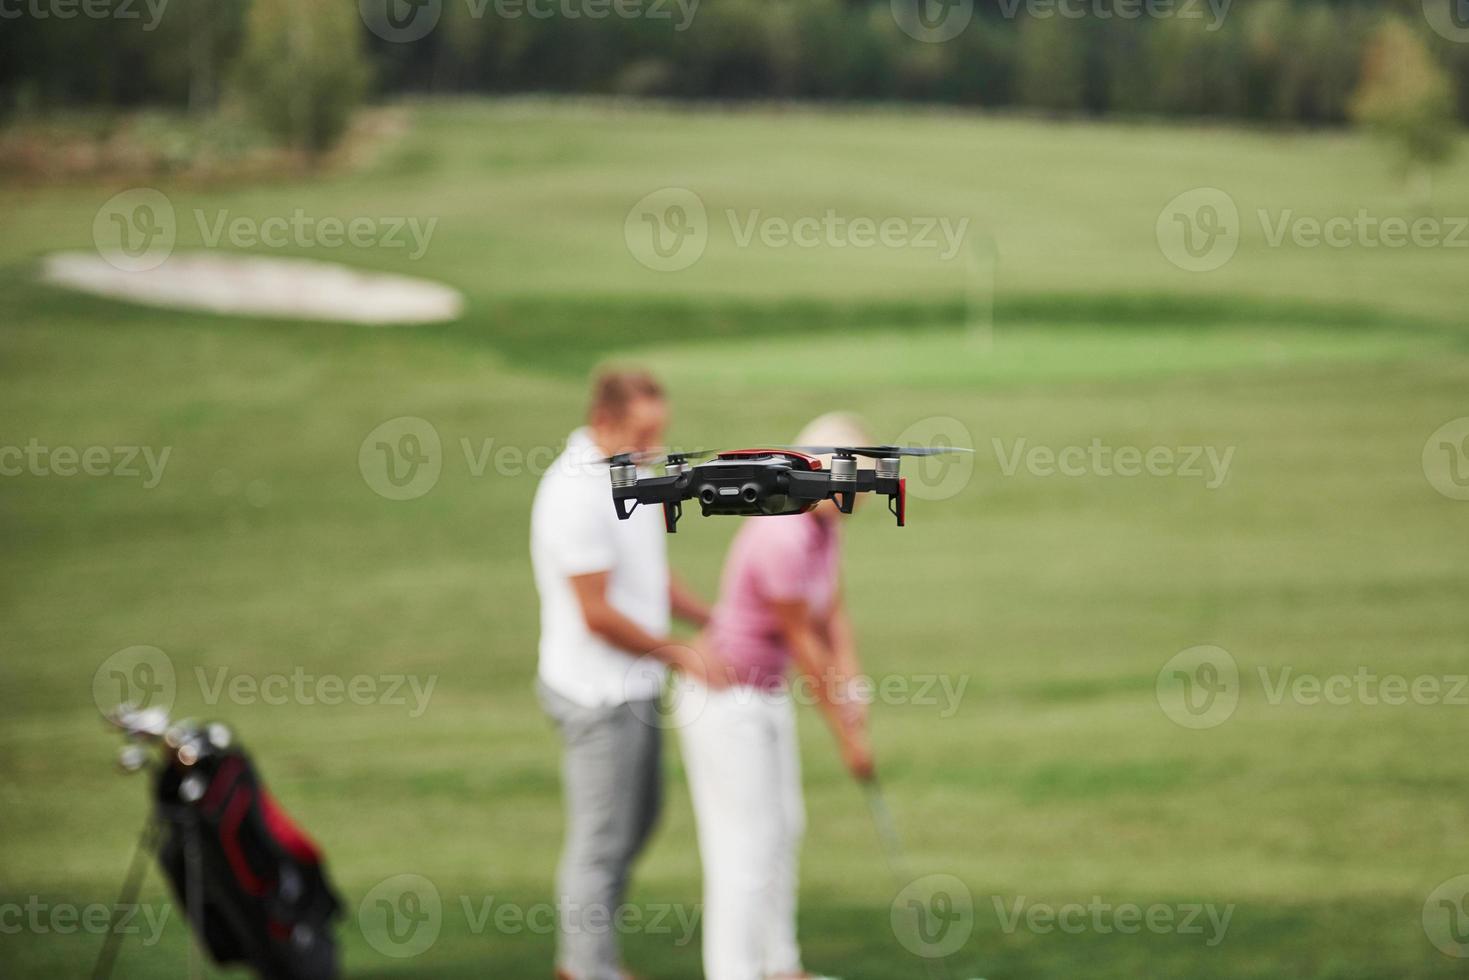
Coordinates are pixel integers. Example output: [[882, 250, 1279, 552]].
[[607, 444, 969, 533]]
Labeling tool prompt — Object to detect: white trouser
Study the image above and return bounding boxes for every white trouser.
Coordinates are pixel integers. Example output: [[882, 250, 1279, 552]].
[[675, 683, 806, 980]]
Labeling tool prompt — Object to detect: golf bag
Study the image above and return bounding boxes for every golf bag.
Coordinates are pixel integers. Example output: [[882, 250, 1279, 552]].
[[100, 709, 342, 980]]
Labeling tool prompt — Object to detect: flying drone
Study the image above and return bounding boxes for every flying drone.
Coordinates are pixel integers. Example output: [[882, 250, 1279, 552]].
[[606, 445, 973, 533]]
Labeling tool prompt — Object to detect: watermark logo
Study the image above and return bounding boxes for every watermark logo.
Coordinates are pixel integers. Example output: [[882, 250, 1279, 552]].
[[1259, 209, 1467, 251], [360, 0, 696, 40], [0, 897, 172, 945], [891, 874, 973, 959], [1424, 0, 1469, 43], [891, 0, 973, 43], [360, 874, 443, 958], [1156, 645, 1239, 730], [630, 652, 699, 731], [625, 189, 968, 271], [359, 0, 442, 42], [1423, 417, 1469, 501], [94, 189, 438, 268], [994, 895, 1233, 945], [993, 437, 1234, 488], [92, 646, 176, 718], [0, 0, 169, 30], [1424, 875, 1469, 957], [360, 417, 443, 500], [0, 440, 171, 487], [94, 189, 176, 272], [625, 187, 708, 272], [1156, 188, 1239, 272], [895, 416, 976, 502]]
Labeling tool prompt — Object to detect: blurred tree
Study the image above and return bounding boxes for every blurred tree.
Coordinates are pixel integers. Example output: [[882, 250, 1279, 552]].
[[230, 0, 369, 155], [1017, 14, 1086, 113], [1350, 18, 1458, 195]]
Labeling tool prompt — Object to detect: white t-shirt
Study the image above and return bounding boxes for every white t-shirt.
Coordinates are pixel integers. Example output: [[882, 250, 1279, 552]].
[[530, 427, 670, 706]]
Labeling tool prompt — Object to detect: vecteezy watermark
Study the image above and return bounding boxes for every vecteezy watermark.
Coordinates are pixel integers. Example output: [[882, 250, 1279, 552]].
[[93, 646, 178, 716], [1257, 666, 1469, 708], [358, 415, 977, 502], [890, 0, 973, 43], [994, 0, 1229, 28], [195, 667, 437, 718], [1424, 874, 1469, 958], [1423, 417, 1469, 501], [993, 437, 1234, 489], [358, 0, 697, 43], [0, 0, 168, 30], [1156, 188, 1240, 273], [1257, 209, 1469, 251], [91, 647, 437, 719], [357, 875, 700, 959], [642, 664, 972, 730], [897, 416, 977, 502], [892, 0, 1227, 44], [358, 418, 577, 501], [0, 898, 172, 945], [624, 187, 971, 272], [359, 417, 446, 501], [892, 875, 974, 959], [993, 896, 1235, 946], [93, 189, 438, 273], [1156, 645, 1241, 730], [1158, 187, 1469, 272], [1422, 0, 1469, 44], [0, 439, 170, 488], [1158, 647, 1469, 729]]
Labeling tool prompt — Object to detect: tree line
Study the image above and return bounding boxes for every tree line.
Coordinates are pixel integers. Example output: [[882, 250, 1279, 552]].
[[1, 0, 1463, 149]]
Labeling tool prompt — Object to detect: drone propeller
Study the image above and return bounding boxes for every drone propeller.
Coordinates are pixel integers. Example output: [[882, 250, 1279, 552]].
[[785, 444, 975, 458], [601, 448, 717, 467]]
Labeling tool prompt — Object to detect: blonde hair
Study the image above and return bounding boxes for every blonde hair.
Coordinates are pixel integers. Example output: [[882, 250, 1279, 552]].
[[794, 412, 875, 467]]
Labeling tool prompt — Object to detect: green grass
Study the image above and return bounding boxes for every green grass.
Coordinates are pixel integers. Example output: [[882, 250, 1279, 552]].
[[1, 98, 1468, 978]]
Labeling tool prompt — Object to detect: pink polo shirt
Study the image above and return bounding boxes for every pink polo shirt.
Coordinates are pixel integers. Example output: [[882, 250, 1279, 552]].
[[706, 512, 842, 689]]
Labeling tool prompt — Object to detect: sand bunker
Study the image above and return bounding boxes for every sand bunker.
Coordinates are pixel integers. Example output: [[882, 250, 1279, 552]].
[[41, 251, 464, 325]]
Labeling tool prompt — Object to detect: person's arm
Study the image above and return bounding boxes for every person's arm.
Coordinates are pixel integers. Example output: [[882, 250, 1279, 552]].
[[668, 573, 712, 628], [772, 597, 874, 782], [569, 571, 728, 687]]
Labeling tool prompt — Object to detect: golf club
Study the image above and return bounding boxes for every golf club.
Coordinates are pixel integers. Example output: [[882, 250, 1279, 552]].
[[862, 778, 956, 980]]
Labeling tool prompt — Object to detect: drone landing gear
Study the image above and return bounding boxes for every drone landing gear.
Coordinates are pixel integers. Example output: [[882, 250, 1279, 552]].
[[886, 477, 907, 527], [662, 500, 682, 533]]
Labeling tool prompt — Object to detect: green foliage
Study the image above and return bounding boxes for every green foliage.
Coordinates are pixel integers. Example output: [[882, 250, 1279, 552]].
[[1017, 14, 1088, 113], [1351, 18, 1459, 174], [3, 0, 1466, 134], [229, 0, 370, 155]]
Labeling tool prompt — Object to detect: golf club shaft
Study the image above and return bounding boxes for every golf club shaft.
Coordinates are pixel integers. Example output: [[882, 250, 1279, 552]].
[[863, 780, 955, 980]]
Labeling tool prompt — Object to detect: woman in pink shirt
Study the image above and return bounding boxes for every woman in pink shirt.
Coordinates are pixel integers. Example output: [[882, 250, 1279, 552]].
[[674, 414, 876, 980]]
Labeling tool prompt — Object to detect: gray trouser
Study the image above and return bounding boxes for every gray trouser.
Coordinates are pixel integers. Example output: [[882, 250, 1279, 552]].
[[538, 680, 663, 980]]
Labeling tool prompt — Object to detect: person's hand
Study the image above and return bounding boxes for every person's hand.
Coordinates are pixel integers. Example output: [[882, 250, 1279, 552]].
[[694, 633, 737, 691], [835, 686, 870, 732], [839, 728, 875, 783], [669, 634, 735, 691]]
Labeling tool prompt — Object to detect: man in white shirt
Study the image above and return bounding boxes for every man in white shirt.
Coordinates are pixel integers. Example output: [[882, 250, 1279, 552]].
[[531, 367, 715, 980]]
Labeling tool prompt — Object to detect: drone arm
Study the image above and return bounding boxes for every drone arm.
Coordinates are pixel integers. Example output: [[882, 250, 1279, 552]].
[[612, 475, 690, 529], [787, 470, 904, 524]]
